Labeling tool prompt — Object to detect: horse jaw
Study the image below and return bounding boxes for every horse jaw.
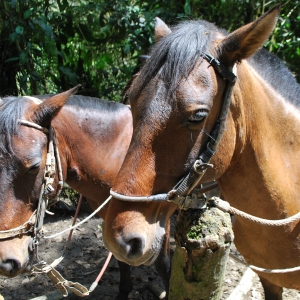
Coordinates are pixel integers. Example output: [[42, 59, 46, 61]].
[[0, 235, 32, 277]]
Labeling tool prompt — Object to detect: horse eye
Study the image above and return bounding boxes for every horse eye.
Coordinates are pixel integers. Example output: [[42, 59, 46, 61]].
[[189, 110, 208, 123], [26, 162, 41, 174]]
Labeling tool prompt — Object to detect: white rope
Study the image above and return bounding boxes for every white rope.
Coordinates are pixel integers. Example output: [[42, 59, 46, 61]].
[[210, 197, 300, 226], [229, 252, 300, 274], [43, 196, 111, 239], [210, 197, 300, 273]]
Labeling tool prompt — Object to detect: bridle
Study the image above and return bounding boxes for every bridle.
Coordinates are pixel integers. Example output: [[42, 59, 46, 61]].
[[111, 53, 237, 210], [0, 120, 63, 253], [0, 117, 111, 296]]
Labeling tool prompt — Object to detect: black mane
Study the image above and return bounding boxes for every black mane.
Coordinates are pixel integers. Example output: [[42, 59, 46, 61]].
[[131, 20, 221, 100], [249, 48, 300, 106], [67, 95, 124, 112], [131, 19, 300, 107]]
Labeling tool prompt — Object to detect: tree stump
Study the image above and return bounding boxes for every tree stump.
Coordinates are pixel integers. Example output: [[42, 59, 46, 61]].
[[169, 206, 234, 300]]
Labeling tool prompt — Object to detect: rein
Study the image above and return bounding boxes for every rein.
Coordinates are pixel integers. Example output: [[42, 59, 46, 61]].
[[110, 52, 237, 209]]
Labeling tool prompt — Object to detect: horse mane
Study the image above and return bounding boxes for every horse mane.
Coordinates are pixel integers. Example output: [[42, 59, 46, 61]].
[[34, 94, 124, 113], [131, 19, 300, 108], [249, 49, 300, 107], [130, 20, 221, 101], [0, 96, 31, 154], [67, 95, 125, 113], [121, 73, 140, 104]]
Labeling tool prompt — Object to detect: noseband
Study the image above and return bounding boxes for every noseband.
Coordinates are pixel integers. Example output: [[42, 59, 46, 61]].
[[0, 120, 63, 245], [111, 53, 237, 210]]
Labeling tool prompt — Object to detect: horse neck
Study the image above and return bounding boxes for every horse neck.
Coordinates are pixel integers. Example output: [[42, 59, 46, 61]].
[[51, 103, 132, 202], [218, 60, 300, 218]]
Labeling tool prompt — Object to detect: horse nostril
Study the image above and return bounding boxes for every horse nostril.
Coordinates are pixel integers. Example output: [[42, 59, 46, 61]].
[[125, 235, 145, 258], [1, 258, 22, 275]]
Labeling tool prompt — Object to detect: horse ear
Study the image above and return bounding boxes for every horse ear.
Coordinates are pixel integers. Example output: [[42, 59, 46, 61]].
[[30, 85, 81, 127], [155, 17, 171, 42], [218, 4, 280, 65]]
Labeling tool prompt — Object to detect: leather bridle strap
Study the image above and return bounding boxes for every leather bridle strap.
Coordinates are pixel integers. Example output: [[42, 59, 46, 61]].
[[110, 53, 237, 209], [170, 55, 237, 200]]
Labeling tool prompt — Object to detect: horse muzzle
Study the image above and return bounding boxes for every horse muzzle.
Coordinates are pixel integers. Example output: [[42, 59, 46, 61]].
[[103, 218, 165, 266], [0, 235, 32, 277]]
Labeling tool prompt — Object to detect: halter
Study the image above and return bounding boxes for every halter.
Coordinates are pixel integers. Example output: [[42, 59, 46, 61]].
[[110, 53, 237, 210], [0, 120, 63, 248]]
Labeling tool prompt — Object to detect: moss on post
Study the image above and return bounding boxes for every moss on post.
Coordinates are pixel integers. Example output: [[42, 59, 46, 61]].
[[169, 207, 234, 300]]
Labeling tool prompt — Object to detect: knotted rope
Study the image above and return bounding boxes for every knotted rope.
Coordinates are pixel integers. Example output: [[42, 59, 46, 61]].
[[209, 197, 300, 226]]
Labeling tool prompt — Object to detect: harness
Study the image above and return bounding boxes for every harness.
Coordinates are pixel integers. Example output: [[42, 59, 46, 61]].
[[110, 53, 237, 209], [0, 119, 90, 296], [109, 55, 300, 274], [0, 118, 112, 296]]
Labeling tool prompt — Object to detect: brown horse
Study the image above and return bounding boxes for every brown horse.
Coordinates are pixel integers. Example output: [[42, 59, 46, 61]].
[[0, 89, 170, 299], [103, 5, 300, 299]]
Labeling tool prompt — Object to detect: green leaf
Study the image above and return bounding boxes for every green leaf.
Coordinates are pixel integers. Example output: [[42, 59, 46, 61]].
[[4, 57, 20, 63], [31, 71, 42, 80], [15, 26, 24, 35], [19, 51, 27, 65], [9, 32, 18, 43], [44, 36, 57, 57], [59, 66, 78, 85], [184, 1, 191, 15], [24, 8, 33, 19], [36, 17, 53, 37]]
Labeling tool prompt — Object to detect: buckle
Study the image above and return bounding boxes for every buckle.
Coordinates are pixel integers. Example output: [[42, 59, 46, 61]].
[[168, 193, 207, 211], [193, 160, 213, 174]]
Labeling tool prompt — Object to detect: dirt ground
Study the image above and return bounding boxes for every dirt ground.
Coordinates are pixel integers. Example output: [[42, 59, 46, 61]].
[[0, 201, 300, 300]]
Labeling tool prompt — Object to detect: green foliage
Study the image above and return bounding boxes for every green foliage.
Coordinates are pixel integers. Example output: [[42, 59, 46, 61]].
[[0, 0, 299, 98], [60, 184, 79, 206], [266, 2, 300, 80]]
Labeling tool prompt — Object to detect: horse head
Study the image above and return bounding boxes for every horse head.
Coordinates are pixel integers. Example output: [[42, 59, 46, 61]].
[[0, 86, 79, 277], [103, 6, 280, 266]]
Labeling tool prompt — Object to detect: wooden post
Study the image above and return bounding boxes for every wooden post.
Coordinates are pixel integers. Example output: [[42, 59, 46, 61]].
[[169, 206, 234, 300]]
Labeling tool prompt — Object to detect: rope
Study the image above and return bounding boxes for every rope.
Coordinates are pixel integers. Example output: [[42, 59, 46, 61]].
[[43, 196, 111, 239], [209, 197, 300, 226], [229, 252, 300, 274], [89, 252, 113, 292], [209, 197, 300, 273], [66, 194, 84, 248]]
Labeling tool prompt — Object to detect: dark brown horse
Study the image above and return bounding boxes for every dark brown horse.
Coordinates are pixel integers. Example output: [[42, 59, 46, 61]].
[[0, 89, 170, 299], [103, 5, 300, 299]]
